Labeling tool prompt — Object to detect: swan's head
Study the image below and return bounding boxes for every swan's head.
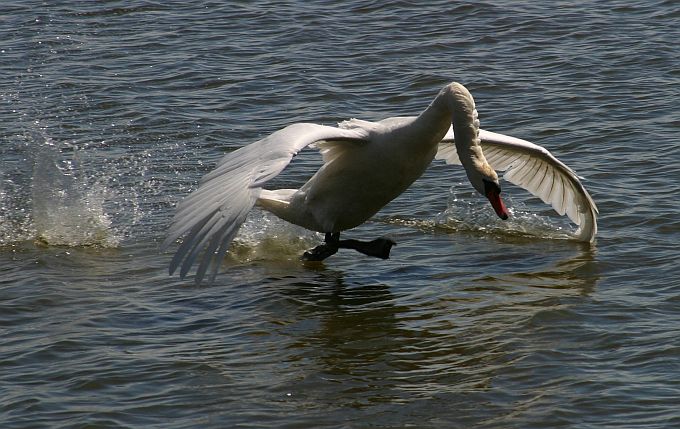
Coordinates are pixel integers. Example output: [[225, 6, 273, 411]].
[[466, 152, 509, 220], [481, 177, 509, 220]]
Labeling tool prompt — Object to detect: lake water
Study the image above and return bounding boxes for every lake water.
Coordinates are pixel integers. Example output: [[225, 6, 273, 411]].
[[2, 1, 679, 428]]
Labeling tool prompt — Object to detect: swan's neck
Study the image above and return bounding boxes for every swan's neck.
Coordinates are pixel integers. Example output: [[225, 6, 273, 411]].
[[423, 83, 496, 196], [446, 84, 481, 160], [419, 83, 482, 161]]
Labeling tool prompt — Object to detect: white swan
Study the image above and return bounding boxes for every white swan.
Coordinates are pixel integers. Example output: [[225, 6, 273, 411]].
[[164, 82, 597, 283]]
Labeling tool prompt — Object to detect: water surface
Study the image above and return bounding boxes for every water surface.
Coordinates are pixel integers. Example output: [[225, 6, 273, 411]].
[[2, 1, 680, 428]]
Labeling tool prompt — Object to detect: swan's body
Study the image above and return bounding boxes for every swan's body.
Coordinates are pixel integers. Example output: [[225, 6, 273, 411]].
[[258, 117, 449, 233], [165, 82, 597, 283]]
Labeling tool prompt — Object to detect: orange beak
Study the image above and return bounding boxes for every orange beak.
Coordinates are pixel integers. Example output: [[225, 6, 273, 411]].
[[486, 186, 509, 220]]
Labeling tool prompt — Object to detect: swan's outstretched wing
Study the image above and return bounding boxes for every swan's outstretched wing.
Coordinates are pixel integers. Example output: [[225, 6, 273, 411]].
[[436, 128, 598, 242], [164, 123, 369, 283]]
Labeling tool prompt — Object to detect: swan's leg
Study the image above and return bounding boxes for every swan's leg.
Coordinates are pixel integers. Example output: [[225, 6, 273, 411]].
[[301, 233, 396, 261], [301, 232, 340, 261]]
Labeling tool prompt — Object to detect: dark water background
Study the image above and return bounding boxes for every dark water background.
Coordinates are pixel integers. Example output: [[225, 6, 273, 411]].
[[2, 1, 679, 427]]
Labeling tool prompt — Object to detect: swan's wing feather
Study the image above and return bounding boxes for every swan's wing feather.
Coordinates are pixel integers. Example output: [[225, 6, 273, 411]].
[[311, 138, 368, 164], [164, 123, 369, 283], [436, 128, 598, 242], [435, 140, 461, 164]]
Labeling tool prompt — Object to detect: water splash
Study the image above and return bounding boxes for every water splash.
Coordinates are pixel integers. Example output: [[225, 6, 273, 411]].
[[29, 135, 120, 247], [434, 185, 574, 241], [375, 185, 575, 241], [0, 131, 154, 248], [227, 209, 319, 262], [0, 180, 33, 246]]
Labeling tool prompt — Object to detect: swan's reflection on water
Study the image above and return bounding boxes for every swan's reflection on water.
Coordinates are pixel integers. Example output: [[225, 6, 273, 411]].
[[249, 243, 599, 417]]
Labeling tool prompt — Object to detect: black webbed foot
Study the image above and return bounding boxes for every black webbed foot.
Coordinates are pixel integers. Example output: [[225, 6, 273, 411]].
[[301, 244, 339, 261], [301, 233, 339, 261], [339, 237, 396, 259], [301, 233, 396, 261]]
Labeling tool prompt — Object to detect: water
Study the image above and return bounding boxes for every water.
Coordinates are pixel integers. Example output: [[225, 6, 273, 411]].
[[2, 1, 679, 427]]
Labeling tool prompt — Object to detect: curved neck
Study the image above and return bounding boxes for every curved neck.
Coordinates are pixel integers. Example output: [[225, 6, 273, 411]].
[[416, 83, 482, 160], [421, 83, 496, 199]]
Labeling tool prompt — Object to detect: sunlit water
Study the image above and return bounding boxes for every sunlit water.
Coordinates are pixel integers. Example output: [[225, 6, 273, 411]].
[[2, 1, 679, 428]]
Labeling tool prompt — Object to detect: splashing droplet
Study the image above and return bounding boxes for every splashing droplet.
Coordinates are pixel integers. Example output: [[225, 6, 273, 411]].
[[30, 135, 119, 247]]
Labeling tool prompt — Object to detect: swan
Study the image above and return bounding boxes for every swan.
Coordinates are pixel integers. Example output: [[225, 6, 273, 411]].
[[164, 82, 597, 283]]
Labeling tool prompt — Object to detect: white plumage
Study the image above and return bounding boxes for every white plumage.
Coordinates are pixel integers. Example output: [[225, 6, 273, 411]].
[[164, 82, 598, 283]]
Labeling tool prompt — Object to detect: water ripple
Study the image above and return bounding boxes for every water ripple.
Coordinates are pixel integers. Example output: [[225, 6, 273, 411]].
[[2, 0, 679, 428]]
